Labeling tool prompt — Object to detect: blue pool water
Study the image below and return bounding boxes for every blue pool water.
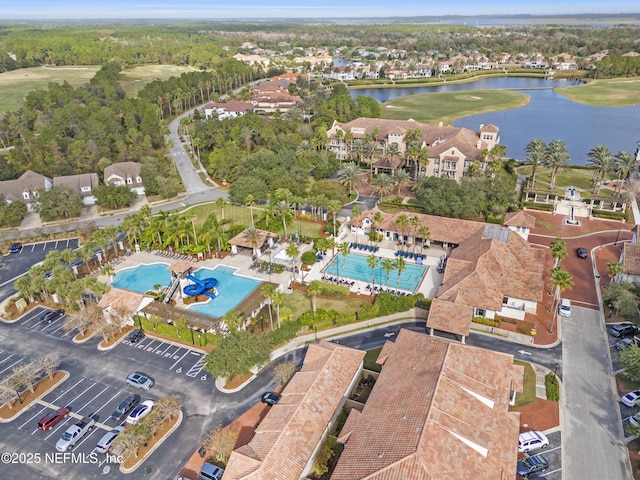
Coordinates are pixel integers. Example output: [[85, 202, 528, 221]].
[[325, 253, 426, 291], [113, 263, 171, 293], [187, 266, 261, 318]]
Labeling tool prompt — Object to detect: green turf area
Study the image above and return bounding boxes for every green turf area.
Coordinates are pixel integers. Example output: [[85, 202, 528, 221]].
[[363, 347, 383, 372], [514, 360, 537, 408], [515, 165, 618, 195], [380, 89, 529, 125], [0, 64, 197, 114], [556, 77, 640, 107], [282, 289, 369, 321]]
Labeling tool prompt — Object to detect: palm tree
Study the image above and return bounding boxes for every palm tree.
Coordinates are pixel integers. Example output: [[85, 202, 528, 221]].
[[417, 225, 431, 251], [307, 280, 322, 315], [261, 284, 274, 330], [285, 242, 300, 281], [409, 216, 420, 254], [394, 257, 406, 294], [274, 200, 293, 240], [381, 258, 394, 289], [524, 138, 547, 189], [366, 254, 378, 292], [327, 199, 342, 241], [545, 140, 571, 190], [101, 264, 115, 282], [549, 267, 574, 334], [351, 205, 362, 244], [338, 242, 351, 280], [607, 261, 624, 280], [587, 145, 615, 195], [371, 173, 394, 198], [215, 197, 228, 221], [337, 162, 364, 197], [272, 290, 284, 329], [243, 226, 261, 258], [614, 150, 637, 194], [223, 309, 243, 332], [392, 169, 412, 197], [245, 194, 255, 228], [549, 237, 568, 267], [395, 214, 410, 251]]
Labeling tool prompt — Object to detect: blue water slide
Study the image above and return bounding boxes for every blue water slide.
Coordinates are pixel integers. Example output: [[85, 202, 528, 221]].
[[183, 275, 218, 299]]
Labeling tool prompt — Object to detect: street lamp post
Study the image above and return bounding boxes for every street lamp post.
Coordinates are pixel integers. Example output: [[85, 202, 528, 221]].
[[614, 227, 621, 245], [552, 363, 559, 384]]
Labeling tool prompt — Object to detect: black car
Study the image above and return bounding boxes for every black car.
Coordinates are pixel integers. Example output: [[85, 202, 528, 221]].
[[576, 247, 588, 259], [127, 329, 145, 344], [517, 454, 549, 478], [608, 323, 640, 338], [110, 394, 141, 422], [261, 392, 281, 406], [40, 309, 65, 324], [10, 243, 22, 253]]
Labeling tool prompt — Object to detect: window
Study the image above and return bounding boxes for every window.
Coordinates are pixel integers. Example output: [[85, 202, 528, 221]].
[[22, 192, 30, 200], [474, 308, 486, 317], [81, 186, 91, 193], [126, 177, 133, 184], [433, 169, 439, 174], [434, 159, 440, 165], [136, 177, 142, 184]]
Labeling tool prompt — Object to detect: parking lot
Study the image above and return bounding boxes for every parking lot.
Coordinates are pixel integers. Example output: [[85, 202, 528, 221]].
[[528, 431, 562, 480]]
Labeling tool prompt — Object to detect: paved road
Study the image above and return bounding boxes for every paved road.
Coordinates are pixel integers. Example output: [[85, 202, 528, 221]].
[[562, 306, 630, 480]]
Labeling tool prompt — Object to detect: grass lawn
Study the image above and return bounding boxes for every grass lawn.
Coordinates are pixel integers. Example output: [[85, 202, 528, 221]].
[[381, 89, 529, 125], [0, 64, 197, 114], [184, 203, 323, 238], [516, 165, 617, 193], [363, 347, 383, 372], [556, 77, 640, 107], [616, 371, 640, 396], [283, 290, 369, 321], [514, 360, 537, 408]]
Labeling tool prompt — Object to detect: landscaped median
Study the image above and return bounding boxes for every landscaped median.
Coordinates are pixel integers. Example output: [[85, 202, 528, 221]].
[[0, 370, 69, 423]]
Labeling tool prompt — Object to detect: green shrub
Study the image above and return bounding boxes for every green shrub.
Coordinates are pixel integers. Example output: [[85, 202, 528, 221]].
[[299, 309, 356, 330], [545, 373, 559, 401], [523, 202, 554, 212], [137, 316, 220, 347], [592, 209, 628, 221], [359, 292, 428, 320], [301, 251, 318, 265], [471, 316, 500, 327], [268, 319, 300, 347], [317, 281, 350, 297]]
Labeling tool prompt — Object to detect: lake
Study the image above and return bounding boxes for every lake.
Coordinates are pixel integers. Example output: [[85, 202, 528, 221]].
[[350, 77, 640, 165]]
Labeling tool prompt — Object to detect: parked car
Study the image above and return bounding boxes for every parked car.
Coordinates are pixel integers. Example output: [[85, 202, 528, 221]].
[[95, 426, 124, 454], [576, 247, 588, 259], [125, 372, 154, 390], [56, 416, 95, 451], [199, 461, 225, 480], [126, 400, 154, 425], [40, 309, 65, 324], [517, 454, 549, 478], [629, 412, 640, 427], [518, 430, 549, 453], [437, 255, 447, 274], [260, 392, 281, 406], [110, 393, 141, 422], [620, 390, 640, 408], [37, 406, 69, 431], [614, 336, 640, 351], [558, 298, 571, 317], [127, 329, 145, 344], [608, 323, 640, 338], [10, 243, 22, 253]]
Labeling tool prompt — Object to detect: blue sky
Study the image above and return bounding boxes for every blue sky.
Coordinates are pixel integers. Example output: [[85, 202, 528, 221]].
[[3, 1, 639, 19]]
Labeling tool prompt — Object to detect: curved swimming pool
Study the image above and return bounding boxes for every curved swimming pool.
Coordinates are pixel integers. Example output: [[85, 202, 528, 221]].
[[112, 263, 171, 293]]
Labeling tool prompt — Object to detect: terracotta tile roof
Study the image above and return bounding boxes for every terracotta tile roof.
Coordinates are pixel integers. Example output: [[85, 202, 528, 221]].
[[351, 206, 485, 245], [332, 329, 522, 480], [623, 243, 640, 275], [373, 156, 404, 170], [480, 123, 500, 132], [426, 225, 546, 336], [504, 211, 536, 229], [223, 341, 365, 480], [167, 260, 194, 273], [426, 299, 476, 337], [97, 287, 145, 314], [204, 100, 254, 112]]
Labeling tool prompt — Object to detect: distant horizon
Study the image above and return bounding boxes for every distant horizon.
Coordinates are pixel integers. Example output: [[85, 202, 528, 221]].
[[3, 1, 640, 20]]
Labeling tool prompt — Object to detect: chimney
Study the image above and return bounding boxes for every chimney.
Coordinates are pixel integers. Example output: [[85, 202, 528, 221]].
[[477, 140, 482, 149], [479, 124, 484, 130]]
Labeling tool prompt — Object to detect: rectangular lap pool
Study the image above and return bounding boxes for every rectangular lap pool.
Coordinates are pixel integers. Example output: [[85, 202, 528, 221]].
[[324, 253, 426, 291]]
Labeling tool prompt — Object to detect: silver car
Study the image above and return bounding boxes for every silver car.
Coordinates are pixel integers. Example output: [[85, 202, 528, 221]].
[[125, 372, 154, 390], [95, 426, 124, 454]]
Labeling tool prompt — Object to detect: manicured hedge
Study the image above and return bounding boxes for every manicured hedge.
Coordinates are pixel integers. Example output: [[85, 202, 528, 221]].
[[545, 373, 560, 401], [471, 316, 500, 327], [137, 316, 220, 347], [523, 202, 554, 212], [592, 209, 628, 221]]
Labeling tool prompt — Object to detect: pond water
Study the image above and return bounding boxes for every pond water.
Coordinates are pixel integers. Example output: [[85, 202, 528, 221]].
[[350, 77, 640, 164]]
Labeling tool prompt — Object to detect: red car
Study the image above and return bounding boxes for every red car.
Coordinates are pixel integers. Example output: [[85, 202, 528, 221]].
[[37, 407, 69, 431]]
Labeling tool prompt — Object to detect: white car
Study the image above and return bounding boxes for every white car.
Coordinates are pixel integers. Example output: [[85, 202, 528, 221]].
[[518, 430, 549, 453], [95, 426, 124, 454], [126, 400, 154, 425], [620, 390, 640, 408], [558, 298, 571, 317], [630, 412, 640, 427]]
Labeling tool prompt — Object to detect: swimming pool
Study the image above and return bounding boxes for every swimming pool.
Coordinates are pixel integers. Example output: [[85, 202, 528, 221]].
[[112, 263, 171, 293], [186, 266, 261, 318], [325, 253, 426, 291]]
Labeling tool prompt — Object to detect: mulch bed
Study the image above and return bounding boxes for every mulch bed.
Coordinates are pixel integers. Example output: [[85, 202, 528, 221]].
[[0, 371, 66, 420], [628, 439, 640, 479], [224, 372, 254, 390], [511, 398, 560, 433], [122, 413, 181, 469]]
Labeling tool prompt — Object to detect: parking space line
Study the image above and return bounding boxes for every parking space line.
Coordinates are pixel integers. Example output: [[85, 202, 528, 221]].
[[0, 353, 16, 365], [75, 386, 109, 416], [167, 346, 183, 359], [145, 340, 160, 351], [186, 358, 205, 378], [135, 339, 154, 349], [47, 378, 84, 405], [49, 322, 66, 335], [169, 350, 191, 370], [20, 405, 48, 430], [160, 344, 173, 356], [544, 468, 562, 476], [543, 445, 561, 454], [0, 357, 23, 375], [92, 391, 121, 418], [152, 342, 169, 354], [72, 426, 102, 451]]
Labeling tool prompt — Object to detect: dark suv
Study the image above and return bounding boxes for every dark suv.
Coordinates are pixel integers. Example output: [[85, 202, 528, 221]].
[[110, 394, 141, 422], [517, 454, 549, 477], [127, 329, 145, 344], [40, 309, 65, 324], [608, 323, 640, 338]]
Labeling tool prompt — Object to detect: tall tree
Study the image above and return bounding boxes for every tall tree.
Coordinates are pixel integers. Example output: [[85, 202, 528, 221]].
[[545, 140, 571, 190], [524, 138, 547, 189], [587, 144, 615, 195], [549, 237, 568, 267]]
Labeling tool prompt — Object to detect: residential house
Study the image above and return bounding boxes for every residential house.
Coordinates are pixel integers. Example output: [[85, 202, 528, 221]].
[[222, 341, 365, 480], [427, 224, 546, 342], [203, 100, 254, 120], [620, 242, 640, 283], [53, 173, 99, 205], [249, 79, 301, 112], [104, 162, 145, 196], [504, 210, 537, 240], [0, 170, 52, 211], [327, 118, 500, 181], [332, 329, 523, 480]]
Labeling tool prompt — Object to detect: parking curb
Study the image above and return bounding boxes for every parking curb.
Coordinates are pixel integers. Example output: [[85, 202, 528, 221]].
[[119, 410, 184, 475], [0, 370, 69, 423], [96, 328, 134, 352]]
